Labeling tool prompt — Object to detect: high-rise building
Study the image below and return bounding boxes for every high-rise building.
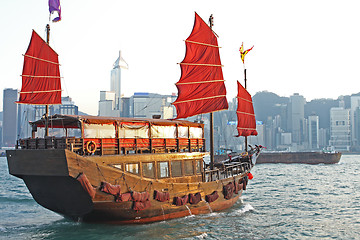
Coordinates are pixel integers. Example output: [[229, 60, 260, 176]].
[[2, 88, 18, 147], [287, 93, 305, 145], [129, 92, 176, 119], [99, 51, 128, 117], [329, 106, 351, 151], [350, 96, 360, 146], [308, 115, 319, 149]]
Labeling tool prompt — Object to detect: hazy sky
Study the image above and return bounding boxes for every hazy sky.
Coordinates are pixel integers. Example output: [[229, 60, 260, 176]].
[[1, 0, 359, 115]]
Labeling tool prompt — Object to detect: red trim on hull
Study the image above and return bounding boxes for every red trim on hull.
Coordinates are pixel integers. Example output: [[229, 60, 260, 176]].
[[92, 194, 241, 224]]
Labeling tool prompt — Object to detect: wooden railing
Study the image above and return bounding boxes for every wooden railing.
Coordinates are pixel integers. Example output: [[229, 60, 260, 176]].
[[17, 137, 205, 155], [202, 161, 251, 182]]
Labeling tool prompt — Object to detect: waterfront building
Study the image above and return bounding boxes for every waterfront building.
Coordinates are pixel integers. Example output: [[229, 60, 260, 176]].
[[350, 96, 360, 147], [329, 105, 351, 151], [98, 91, 117, 117], [308, 115, 319, 149], [2, 89, 18, 147], [128, 92, 176, 119]]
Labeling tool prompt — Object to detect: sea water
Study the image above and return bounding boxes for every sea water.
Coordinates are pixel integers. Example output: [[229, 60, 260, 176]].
[[0, 155, 359, 239]]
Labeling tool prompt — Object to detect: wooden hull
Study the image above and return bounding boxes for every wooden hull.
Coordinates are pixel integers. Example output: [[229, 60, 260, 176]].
[[256, 152, 341, 164], [6, 149, 248, 224]]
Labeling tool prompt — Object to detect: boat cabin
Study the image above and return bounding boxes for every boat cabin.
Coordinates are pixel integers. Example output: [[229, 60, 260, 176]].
[[18, 114, 205, 156]]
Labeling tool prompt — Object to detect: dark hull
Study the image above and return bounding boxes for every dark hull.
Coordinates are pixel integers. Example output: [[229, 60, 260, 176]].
[[7, 149, 248, 224], [256, 152, 341, 164]]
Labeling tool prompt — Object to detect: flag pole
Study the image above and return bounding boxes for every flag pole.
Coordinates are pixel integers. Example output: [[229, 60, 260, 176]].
[[240, 42, 253, 152]]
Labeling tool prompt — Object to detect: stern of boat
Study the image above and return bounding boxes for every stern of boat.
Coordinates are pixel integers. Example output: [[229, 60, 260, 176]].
[[6, 149, 93, 219]]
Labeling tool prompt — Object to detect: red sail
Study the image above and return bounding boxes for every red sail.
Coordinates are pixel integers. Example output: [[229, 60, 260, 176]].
[[236, 81, 258, 137], [173, 12, 228, 119], [17, 30, 61, 105]]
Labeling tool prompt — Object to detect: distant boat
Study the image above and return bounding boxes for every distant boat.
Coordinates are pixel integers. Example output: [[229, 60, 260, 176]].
[[7, 12, 261, 223], [256, 151, 341, 164]]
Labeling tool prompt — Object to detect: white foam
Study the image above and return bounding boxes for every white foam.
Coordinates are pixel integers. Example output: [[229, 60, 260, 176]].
[[236, 203, 254, 214], [196, 232, 208, 239]]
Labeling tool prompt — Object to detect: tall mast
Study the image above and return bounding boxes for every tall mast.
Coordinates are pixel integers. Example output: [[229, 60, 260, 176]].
[[239, 42, 254, 152], [45, 24, 50, 137], [209, 14, 215, 170], [244, 68, 247, 152]]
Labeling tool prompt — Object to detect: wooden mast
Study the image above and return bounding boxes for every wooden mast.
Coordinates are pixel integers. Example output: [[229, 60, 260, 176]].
[[45, 24, 50, 137], [209, 14, 215, 170], [244, 68, 247, 152]]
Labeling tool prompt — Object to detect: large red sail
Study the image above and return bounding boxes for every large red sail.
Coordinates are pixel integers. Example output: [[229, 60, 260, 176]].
[[236, 81, 258, 137], [173, 12, 228, 119], [17, 30, 61, 105]]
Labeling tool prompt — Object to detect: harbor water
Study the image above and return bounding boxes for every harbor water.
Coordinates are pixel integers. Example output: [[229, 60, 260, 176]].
[[0, 155, 359, 239]]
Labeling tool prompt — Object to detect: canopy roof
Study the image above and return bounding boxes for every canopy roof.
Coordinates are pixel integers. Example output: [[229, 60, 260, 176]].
[[31, 114, 204, 129]]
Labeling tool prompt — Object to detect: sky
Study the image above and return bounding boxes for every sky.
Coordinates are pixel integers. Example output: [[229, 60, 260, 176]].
[[1, 0, 360, 115]]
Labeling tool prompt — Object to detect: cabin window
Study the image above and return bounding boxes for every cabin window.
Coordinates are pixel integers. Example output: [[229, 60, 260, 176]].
[[157, 161, 169, 178], [178, 126, 189, 138], [113, 164, 123, 170], [84, 123, 116, 138], [196, 160, 201, 174], [189, 127, 203, 139], [142, 162, 155, 178], [119, 122, 149, 138], [151, 125, 176, 138], [125, 163, 139, 175], [184, 160, 194, 175], [171, 161, 182, 177]]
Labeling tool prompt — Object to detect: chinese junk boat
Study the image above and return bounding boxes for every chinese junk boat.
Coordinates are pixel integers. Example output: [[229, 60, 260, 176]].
[[7, 13, 261, 223]]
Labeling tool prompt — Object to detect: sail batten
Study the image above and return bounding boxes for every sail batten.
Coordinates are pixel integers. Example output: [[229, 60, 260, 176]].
[[236, 81, 258, 137], [17, 30, 62, 105], [184, 40, 221, 48], [172, 95, 227, 104], [173, 12, 228, 119]]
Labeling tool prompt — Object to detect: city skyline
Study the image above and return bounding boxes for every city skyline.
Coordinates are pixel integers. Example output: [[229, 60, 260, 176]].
[[1, 1, 360, 115]]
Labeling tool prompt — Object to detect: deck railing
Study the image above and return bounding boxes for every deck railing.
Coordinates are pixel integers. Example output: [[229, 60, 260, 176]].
[[202, 161, 251, 182], [17, 136, 205, 155]]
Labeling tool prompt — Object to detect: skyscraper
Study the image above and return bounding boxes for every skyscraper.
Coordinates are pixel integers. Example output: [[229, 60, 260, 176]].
[[308, 115, 319, 149], [329, 105, 351, 151], [110, 51, 129, 114], [2, 88, 18, 147], [350, 96, 360, 146], [99, 51, 128, 117], [288, 93, 305, 145]]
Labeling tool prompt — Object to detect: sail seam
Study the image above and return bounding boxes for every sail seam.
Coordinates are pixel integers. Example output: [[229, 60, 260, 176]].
[[179, 63, 223, 67], [173, 95, 226, 104], [176, 80, 225, 85], [23, 54, 60, 65], [185, 40, 220, 48]]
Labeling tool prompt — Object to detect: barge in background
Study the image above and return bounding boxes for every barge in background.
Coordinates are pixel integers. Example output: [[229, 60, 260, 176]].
[[256, 151, 341, 164]]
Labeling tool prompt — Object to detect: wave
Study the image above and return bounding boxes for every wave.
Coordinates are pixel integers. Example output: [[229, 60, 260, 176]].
[[195, 232, 208, 239]]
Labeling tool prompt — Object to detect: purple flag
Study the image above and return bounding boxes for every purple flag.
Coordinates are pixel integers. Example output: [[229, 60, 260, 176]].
[[49, 0, 61, 22]]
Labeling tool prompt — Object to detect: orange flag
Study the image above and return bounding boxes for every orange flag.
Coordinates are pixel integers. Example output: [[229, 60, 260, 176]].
[[239, 42, 254, 64]]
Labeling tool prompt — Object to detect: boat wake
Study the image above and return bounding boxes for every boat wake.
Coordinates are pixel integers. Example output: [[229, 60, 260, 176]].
[[235, 203, 254, 215]]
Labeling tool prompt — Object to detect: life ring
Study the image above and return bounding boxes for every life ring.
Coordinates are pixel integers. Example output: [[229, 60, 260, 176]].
[[85, 141, 97, 154]]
